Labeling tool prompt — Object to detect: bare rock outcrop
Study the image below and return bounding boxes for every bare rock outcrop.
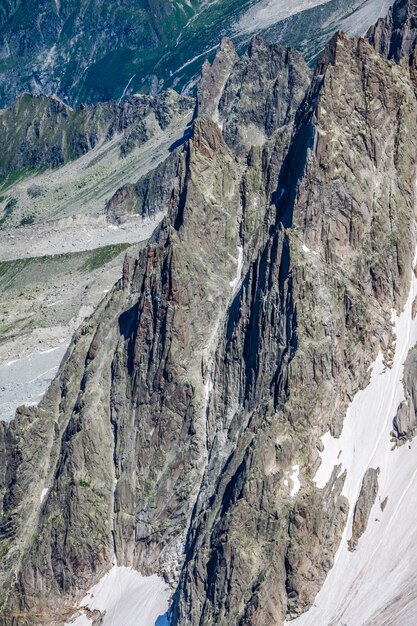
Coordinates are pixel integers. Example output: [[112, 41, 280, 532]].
[[394, 344, 417, 443], [105, 150, 180, 224], [367, 0, 417, 62], [348, 468, 380, 551], [1, 7, 417, 624]]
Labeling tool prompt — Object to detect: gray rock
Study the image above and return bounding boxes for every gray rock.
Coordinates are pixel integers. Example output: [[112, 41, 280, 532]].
[[348, 468, 380, 552], [1, 9, 417, 624]]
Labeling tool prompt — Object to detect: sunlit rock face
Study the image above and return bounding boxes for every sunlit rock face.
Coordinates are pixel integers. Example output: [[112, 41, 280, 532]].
[[3, 1, 417, 624]]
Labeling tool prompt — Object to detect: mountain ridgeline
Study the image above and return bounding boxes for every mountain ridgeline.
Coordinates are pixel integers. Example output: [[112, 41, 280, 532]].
[[0, 0, 395, 107], [1, 0, 417, 624], [0, 90, 193, 182]]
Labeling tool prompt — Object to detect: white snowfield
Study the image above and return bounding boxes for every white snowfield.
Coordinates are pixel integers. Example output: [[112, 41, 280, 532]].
[[66, 566, 171, 626], [290, 251, 417, 624], [236, 0, 394, 38], [235, 0, 331, 35]]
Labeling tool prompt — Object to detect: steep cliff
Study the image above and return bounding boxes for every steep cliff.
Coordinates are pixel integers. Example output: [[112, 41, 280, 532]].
[[173, 28, 417, 625], [368, 0, 417, 60], [2, 2, 417, 625]]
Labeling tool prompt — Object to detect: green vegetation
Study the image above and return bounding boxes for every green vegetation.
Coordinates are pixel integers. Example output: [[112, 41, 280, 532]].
[[0, 257, 34, 290], [80, 243, 131, 273], [0, 166, 48, 193], [19, 214, 35, 226], [0, 243, 131, 293], [0, 0, 373, 110], [0, 169, 31, 191]]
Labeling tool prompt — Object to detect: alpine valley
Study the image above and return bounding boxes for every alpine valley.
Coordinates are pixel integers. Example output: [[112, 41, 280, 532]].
[[2, 0, 417, 625]]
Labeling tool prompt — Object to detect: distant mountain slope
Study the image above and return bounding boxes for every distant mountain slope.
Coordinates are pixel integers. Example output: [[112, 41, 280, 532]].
[[0, 0, 394, 106]]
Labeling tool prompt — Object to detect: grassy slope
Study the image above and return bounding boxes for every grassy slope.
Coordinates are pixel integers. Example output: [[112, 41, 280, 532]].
[[0, 243, 130, 292]]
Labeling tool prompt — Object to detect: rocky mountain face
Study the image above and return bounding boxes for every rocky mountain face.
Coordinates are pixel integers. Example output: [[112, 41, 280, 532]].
[[368, 0, 417, 60], [0, 69, 195, 441], [173, 26, 417, 625], [2, 0, 417, 625], [105, 151, 182, 225], [0, 90, 193, 183], [0, 0, 394, 107]]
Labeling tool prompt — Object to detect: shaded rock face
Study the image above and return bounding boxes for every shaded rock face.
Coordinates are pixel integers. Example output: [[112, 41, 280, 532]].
[[105, 150, 182, 224], [367, 0, 417, 62], [219, 38, 312, 157], [1, 17, 417, 626], [348, 467, 380, 551], [0, 90, 193, 181], [394, 343, 417, 443], [198, 36, 312, 157]]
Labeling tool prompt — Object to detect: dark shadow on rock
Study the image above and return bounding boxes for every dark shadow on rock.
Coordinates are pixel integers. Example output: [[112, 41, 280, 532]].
[[118, 301, 139, 341], [169, 127, 192, 153]]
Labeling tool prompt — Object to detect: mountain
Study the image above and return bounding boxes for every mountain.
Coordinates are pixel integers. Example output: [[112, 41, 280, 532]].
[[0, 88, 194, 425], [1, 0, 417, 624], [0, 0, 394, 107], [0, 90, 193, 187]]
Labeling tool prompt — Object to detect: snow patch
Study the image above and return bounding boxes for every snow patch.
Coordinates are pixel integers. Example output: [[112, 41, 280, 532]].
[[66, 566, 170, 626], [118, 74, 136, 106], [290, 465, 300, 497], [235, 0, 331, 36], [291, 248, 417, 624], [302, 243, 318, 256], [66, 614, 92, 626], [39, 346, 61, 355], [204, 375, 214, 404], [40, 488, 48, 503], [285, 465, 301, 497], [172, 44, 219, 76], [229, 245, 244, 292]]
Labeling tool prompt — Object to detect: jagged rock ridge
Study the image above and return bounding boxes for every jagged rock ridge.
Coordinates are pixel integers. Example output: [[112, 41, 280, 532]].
[[1, 1, 417, 624]]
